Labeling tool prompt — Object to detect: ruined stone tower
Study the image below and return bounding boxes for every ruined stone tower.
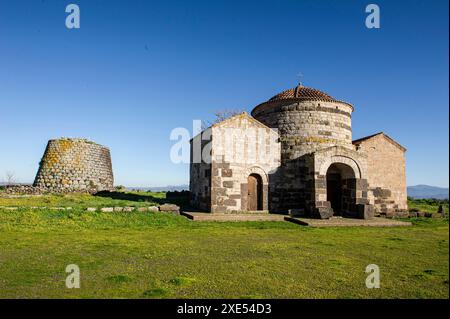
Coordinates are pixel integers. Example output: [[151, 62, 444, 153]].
[[33, 138, 114, 192]]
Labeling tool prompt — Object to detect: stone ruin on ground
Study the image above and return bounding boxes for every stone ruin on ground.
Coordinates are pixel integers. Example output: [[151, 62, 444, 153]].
[[4, 138, 114, 194]]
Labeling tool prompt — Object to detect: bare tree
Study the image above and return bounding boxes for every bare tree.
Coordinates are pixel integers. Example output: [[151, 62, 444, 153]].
[[202, 108, 247, 130], [5, 171, 16, 185]]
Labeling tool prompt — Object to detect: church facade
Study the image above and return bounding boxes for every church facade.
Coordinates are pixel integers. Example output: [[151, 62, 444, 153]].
[[189, 85, 407, 219]]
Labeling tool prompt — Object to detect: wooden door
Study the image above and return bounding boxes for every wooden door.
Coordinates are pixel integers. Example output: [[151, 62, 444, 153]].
[[247, 175, 258, 211]]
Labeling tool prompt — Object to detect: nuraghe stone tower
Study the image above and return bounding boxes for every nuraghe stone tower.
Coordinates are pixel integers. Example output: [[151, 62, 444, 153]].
[[33, 138, 114, 192]]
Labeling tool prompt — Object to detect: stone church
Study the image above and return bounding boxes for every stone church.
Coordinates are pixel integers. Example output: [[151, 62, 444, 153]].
[[190, 84, 407, 219]]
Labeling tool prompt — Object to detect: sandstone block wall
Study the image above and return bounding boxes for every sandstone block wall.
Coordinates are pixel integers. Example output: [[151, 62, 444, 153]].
[[33, 138, 114, 192], [189, 113, 281, 213], [209, 114, 280, 213], [354, 134, 407, 213]]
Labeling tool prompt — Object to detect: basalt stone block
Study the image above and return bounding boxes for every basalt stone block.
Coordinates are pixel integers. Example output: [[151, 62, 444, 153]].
[[215, 163, 230, 169], [381, 189, 391, 198], [356, 179, 368, 190], [315, 201, 331, 208], [395, 211, 409, 218], [223, 199, 236, 206], [221, 169, 232, 177], [416, 211, 425, 217], [356, 198, 370, 205], [385, 211, 395, 219], [315, 179, 326, 189], [356, 204, 374, 219], [215, 188, 227, 196], [213, 205, 228, 213], [288, 208, 305, 217], [373, 188, 391, 199], [312, 207, 333, 219], [159, 204, 180, 212], [372, 188, 383, 198], [223, 181, 234, 188]]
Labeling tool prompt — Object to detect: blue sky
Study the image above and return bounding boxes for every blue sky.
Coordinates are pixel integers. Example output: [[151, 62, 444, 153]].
[[0, 0, 448, 187]]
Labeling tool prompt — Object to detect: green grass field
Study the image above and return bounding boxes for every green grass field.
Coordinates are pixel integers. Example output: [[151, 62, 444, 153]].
[[0, 191, 167, 208], [0, 192, 448, 299]]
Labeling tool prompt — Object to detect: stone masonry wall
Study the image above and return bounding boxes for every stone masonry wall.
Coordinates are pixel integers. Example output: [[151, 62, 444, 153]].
[[251, 100, 355, 213], [33, 138, 114, 192], [252, 100, 354, 157], [354, 134, 407, 213], [209, 113, 280, 213]]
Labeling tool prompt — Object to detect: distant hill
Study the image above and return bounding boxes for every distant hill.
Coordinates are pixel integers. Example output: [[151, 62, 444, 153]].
[[407, 185, 449, 199], [126, 185, 189, 192]]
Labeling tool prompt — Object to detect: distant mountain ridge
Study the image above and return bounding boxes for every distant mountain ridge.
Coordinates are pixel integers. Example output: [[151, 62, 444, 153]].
[[131, 184, 448, 199], [407, 185, 449, 199], [126, 185, 189, 192]]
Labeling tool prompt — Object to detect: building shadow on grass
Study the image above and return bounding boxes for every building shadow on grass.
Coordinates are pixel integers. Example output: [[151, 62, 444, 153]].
[[94, 191, 190, 208]]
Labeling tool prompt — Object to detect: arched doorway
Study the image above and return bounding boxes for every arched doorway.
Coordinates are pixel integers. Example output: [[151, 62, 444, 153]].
[[247, 173, 263, 211], [326, 163, 356, 215]]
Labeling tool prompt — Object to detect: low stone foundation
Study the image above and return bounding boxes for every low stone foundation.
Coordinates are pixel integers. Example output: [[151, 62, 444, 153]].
[[285, 216, 412, 227], [181, 211, 285, 221], [2, 184, 103, 195]]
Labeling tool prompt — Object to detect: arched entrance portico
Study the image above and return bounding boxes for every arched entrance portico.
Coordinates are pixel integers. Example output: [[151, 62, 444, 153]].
[[326, 163, 356, 215], [313, 151, 373, 219]]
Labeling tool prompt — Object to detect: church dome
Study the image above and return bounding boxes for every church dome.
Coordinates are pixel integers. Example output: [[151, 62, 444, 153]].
[[252, 84, 353, 114], [268, 85, 336, 102]]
